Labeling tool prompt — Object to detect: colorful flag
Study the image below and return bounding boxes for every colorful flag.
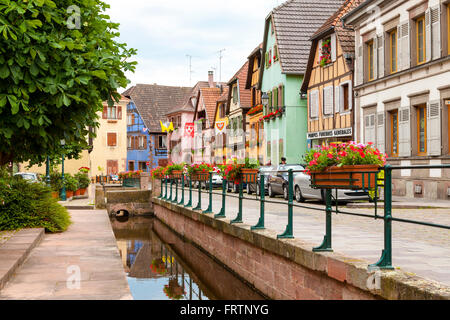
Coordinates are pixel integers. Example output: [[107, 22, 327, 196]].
[[184, 122, 194, 137], [215, 120, 226, 134], [143, 127, 148, 132], [160, 121, 174, 133]]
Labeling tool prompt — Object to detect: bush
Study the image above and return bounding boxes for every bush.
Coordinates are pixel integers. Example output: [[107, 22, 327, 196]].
[[0, 176, 71, 232], [64, 173, 79, 192], [75, 172, 90, 189], [49, 170, 63, 192]]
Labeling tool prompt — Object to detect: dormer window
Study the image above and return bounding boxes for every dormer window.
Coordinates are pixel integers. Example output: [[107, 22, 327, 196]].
[[319, 36, 332, 67]]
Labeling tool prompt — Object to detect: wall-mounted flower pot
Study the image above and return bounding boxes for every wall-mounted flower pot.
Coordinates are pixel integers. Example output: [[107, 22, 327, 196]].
[[241, 168, 258, 183], [310, 165, 379, 190], [190, 172, 209, 181], [169, 170, 182, 179]]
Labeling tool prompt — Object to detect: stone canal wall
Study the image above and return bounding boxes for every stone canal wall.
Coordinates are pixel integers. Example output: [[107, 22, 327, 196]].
[[153, 198, 450, 300]]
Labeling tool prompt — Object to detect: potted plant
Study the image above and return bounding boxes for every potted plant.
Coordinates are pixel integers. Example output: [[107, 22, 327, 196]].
[[75, 169, 90, 196], [150, 166, 165, 179], [187, 163, 214, 181], [49, 171, 63, 199], [64, 174, 79, 199], [119, 170, 142, 188], [304, 142, 387, 190]]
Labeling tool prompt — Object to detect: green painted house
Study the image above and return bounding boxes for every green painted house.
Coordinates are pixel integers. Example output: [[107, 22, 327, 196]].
[[259, 0, 345, 165]]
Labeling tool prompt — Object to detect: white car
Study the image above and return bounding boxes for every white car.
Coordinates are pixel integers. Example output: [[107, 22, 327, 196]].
[[14, 172, 39, 183], [293, 165, 369, 203]]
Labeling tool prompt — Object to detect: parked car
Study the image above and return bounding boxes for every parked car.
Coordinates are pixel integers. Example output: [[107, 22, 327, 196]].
[[293, 165, 369, 203], [246, 166, 275, 196], [267, 164, 305, 199], [13, 172, 39, 183], [205, 173, 223, 189]]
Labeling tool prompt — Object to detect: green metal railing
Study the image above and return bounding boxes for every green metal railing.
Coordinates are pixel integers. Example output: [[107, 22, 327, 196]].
[[157, 164, 450, 270]]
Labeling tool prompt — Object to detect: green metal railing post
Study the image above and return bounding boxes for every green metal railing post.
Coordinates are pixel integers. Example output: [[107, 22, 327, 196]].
[[193, 179, 202, 211], [163, 178, 168, 200], [313, 189, 333, 252], [169, 178, 173, 201], [215, 179, 227, 218], [184, 177, 192, 208], [370, 164, 394, 270], [178, 175, 185, 205], [158, 178, 163, 199], [231, 180, 243, 224], [278, 169, 294, 239], [251, 175, 265, 230], [172, 177, 178, 203], [203, 172, 213, 214]]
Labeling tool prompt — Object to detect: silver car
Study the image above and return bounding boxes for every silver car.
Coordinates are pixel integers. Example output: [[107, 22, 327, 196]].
[[293, 165, 369, 203]]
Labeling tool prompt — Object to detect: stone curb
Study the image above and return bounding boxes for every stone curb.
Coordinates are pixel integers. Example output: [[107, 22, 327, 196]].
[[0, 228, 45, 291], [62, 205, 95, 210], [153, 198, 450, 300]]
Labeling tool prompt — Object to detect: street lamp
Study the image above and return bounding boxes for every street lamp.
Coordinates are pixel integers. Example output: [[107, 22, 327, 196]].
[[261, 92, 269, 112], [60, 139, 66, 201]]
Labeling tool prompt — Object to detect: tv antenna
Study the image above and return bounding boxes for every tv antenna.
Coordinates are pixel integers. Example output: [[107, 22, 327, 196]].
[[216, 49, 225, 82], [186, 54, 195, 86]]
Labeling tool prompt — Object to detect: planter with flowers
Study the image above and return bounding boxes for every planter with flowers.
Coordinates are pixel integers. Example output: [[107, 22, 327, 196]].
[[187, 163, 214, 181], [223, 158, 259, 184], [75, 167, 90, 196], [247, 104, 263, 116], [149, 258, 167, 275], [119, 170, 143, 188], [163, 278, 185, 300], [319, 38, 332, 67], [304, 142, 386, 190], [150, 166, 166, 179], [165, 163, 184, 179]]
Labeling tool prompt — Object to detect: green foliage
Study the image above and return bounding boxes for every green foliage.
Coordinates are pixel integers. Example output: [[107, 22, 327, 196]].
[[0, 176, 71, 232], [64, 173, 78, 191], [74, 172, 89, 189], [165, 163, 185, 175], [0, 0, 137, 166], [49, 170, 62, 192]]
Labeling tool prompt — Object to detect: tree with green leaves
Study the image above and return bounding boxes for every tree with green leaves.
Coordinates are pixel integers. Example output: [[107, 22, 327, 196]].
[[0, 0, 136, 166]]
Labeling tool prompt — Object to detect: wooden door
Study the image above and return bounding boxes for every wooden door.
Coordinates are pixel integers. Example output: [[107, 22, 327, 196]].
[[107, 160, 119, 175]]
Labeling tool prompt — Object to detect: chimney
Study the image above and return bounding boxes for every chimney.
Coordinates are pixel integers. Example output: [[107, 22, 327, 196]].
[[208, 71, 214, 88]]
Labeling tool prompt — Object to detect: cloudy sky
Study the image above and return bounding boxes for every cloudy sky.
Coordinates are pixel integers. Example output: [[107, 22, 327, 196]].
[[104, 0, 283, 91]]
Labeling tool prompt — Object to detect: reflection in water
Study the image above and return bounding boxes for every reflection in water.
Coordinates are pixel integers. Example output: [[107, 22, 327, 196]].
[[110, 216, 266, 301]]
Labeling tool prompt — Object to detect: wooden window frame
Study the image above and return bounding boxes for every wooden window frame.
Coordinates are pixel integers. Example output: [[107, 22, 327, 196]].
[[389, 29, 398, 74], [390, 110, 399, 157], [367, 40, 374, 81], [416, 16, 426, 65], [416, 104, 427, 155], [107, 132, 117, 147]]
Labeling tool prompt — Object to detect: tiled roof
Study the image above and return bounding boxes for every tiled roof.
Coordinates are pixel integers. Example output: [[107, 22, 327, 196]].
[[122, 84, 192, 132], [197, 87, 224, 126], [166, 81, 210, 116], [311, 0, 364, 55], [266, 0, 346, 75], [301, 0, 363, 92], [227, 60, 252, 110], [217, 86, 229, 103]]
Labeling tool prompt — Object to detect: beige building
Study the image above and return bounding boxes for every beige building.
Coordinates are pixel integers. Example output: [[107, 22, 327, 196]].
[[343, 0, 450, 200], [89, 95, 129, 177], [20, 96, 129, 178]]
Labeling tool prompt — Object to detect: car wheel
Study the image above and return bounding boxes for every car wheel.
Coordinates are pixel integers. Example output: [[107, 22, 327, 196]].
[[295, 186, 305, 203], [268, 184, 274, 198], [247, 183, 252, 195], [283, 185, 288, 200], [233, 183, 239, 193]]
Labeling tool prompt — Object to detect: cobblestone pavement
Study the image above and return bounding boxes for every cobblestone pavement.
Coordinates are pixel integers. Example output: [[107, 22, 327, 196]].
[[169, 187, 450, 286]]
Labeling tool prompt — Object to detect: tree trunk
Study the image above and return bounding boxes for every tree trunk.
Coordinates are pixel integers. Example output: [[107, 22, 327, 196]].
[[0, 152, 13, 167]]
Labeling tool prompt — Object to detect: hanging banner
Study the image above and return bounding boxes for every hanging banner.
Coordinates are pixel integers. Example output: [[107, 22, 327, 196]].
[[215, 120, 226, 134], [184, 122, 195, 137], [160, 121, 174, 133]]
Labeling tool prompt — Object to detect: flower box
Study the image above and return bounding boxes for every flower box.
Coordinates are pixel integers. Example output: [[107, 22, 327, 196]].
[[169, 170, 182, 179], [310, 164, 379, 190], [190, 172, 209, 181], [241, 168, 258, 183]]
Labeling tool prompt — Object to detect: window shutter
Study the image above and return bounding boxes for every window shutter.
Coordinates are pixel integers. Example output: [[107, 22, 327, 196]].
[[102, 106, 108, 119], [398, 22, 410, 71], [431, 5, 441, 60], [143, 136, 148, 150], [117, 106, 122, 120], [364, 114, 376, 144], [398, 107, 411, 157], [356, 45, 363, 85], [331, 33, 337, 62], [425, 9, 432, 63], [348, 81, 353, 110], [427, 101, 441, 156], [377, 112, 385, 153], [309, 90, 319, 118], [372, 36, 378, 79], [265, 52, 269, 68], [377, 34, 384, 78], [323, 86, 333, 115], [278, 85, 284, 106], [107, 133, 117, 146], [335, 86, 341, 113]]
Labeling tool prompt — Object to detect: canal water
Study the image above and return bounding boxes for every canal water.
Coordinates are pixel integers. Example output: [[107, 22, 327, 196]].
[[110, 216, 266, 300]]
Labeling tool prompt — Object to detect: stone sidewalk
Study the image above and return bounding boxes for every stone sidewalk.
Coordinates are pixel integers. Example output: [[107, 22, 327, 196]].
[[0, 210, 132, 300], [176, 188, 450, 287]]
